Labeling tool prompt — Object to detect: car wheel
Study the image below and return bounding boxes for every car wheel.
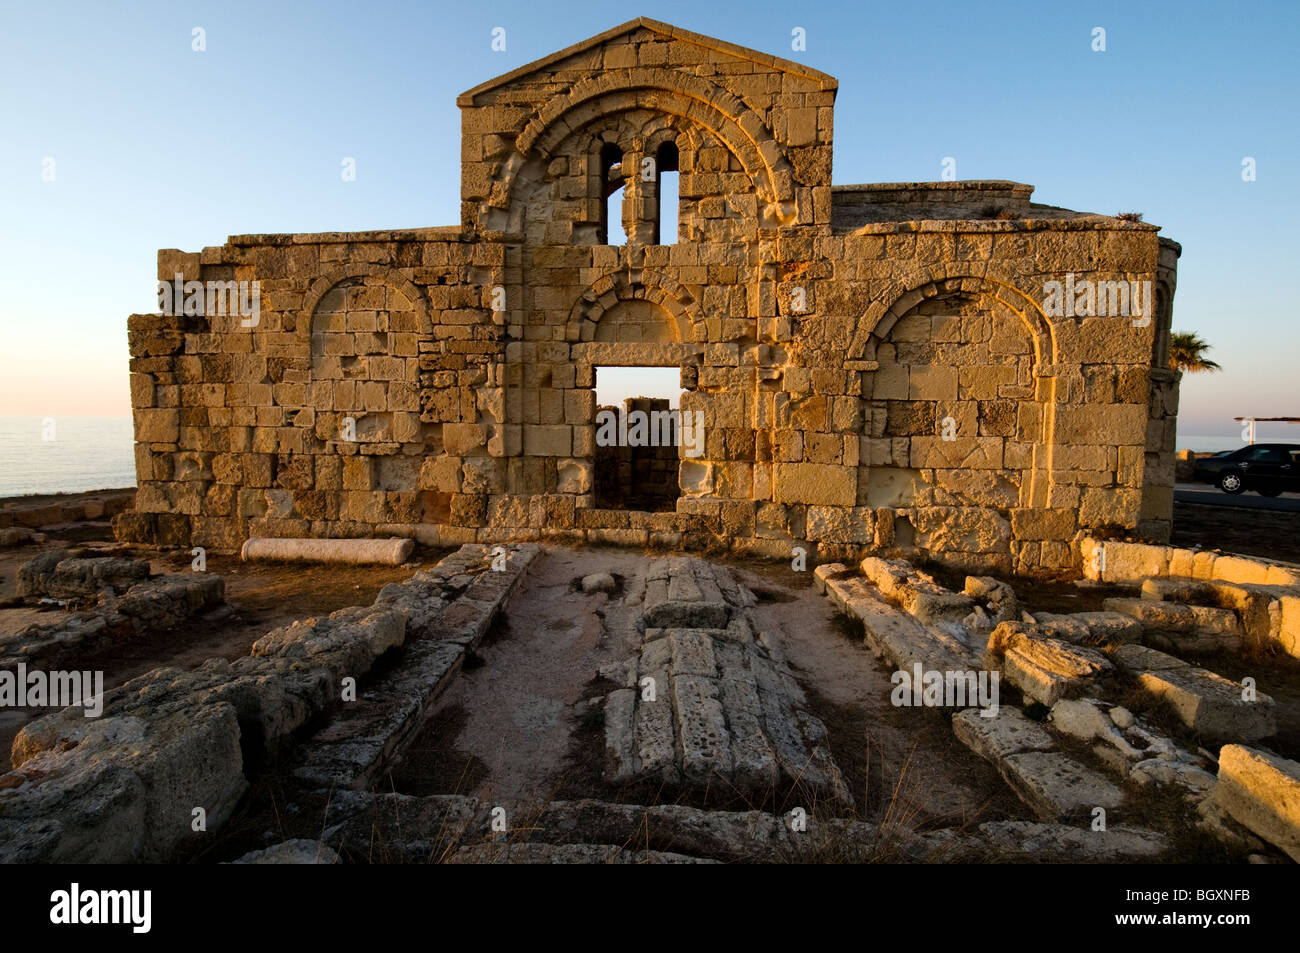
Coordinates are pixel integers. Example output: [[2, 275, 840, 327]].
[[1218, 471, 1245, 494], [1258, 487, 1282, 497]]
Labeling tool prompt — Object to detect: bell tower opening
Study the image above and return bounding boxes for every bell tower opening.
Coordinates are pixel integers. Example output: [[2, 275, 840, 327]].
[[600, 142, 625, 246]]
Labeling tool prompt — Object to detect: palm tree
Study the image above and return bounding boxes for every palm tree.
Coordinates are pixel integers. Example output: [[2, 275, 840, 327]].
[[1168, 331, 1221, 373]]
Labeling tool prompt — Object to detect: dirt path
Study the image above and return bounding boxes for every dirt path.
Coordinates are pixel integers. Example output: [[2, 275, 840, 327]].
[[732, 559, 1027, 828], [393, 546, 650, 809]]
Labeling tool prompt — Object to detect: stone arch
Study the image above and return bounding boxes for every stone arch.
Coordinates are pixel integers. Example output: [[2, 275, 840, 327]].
[[850, 269, 1056, 367], [301, 266, 426, 452], [567, 270, 698, 344], [860, 271, 1060, 511], [488, 68, 797, 229], [299, 265, 428, 342]]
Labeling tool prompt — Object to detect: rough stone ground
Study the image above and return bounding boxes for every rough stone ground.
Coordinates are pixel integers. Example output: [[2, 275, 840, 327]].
[[7, 516, 1297, 862], [0, 527, 445, 758], [739, 560, 1024, 826], [385, 545, 1025, 831], [392, 546, 645, 805]]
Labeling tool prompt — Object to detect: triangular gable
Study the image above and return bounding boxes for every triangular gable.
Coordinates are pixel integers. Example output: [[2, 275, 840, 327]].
[[457, 16, 836, 107]]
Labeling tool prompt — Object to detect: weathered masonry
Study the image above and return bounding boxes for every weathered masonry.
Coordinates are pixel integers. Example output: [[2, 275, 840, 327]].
[[117, 17, 1182, 575]]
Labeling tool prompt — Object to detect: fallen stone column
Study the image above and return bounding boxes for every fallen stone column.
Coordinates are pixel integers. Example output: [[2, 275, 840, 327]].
[[241, 536, 414, 566]]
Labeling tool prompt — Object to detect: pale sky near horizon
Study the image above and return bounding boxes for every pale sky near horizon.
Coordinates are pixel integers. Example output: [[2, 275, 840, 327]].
[[1, 0, 1296, 436]]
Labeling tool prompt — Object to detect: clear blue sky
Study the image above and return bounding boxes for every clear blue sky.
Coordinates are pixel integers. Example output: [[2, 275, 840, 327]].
[[1, 0, 1295, 439]]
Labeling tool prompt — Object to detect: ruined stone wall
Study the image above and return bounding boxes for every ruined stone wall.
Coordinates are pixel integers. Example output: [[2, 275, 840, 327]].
[[1136, 237, 1183, 543], [117, 18, 1180, 575]]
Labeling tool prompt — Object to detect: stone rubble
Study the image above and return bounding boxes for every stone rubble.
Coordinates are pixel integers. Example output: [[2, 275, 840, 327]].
[[1103, 596, 1242, 654], [2, 554, 225, 672], [228, 839, 340, 864], [315, 789, 1170, 863], [1033, 610, 1144, 646], [816, 563, 976, 671], [952, 708, 1125, 822], [985, 621, 1113, 706], [0, 543, 536, 863], [1049, 697, 1216, 797], [4, 531, 1295, 863], [16, 551, 150, 600], [1082, 539, 1300, 658], [811, 548, 1299, 858], [0, 491, 134, 532], [290, 543, 539, 789]]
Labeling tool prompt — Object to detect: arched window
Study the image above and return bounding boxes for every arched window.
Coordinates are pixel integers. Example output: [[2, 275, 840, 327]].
[[600, 143, 625, 246], [654, 141, 679, 245]]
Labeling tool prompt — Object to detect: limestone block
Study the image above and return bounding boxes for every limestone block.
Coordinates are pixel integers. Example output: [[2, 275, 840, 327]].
[[523, 425, 571, 457], [1103, 597, 1241, 636], [556, 458, 593, 495], [772, 463, 854, 506], [1082, 539, 1170, 583], [860, 555, 975, 624], [805, 505, 874, 544], [871, 364, 909, 400], [419, 455, 462, 494], [1000, 751, 1125, 822], [908, 365, 958, 400], [1037, 611, 1142, 646], [443, 423, 486, 456], [910, 435, 1003, 470], [821, 571, 971, 672], [135, 409, 179, 443], [1009, 508, 1076, 541], [986, 622, 1112, 705], [952, 708, 1054, 763], [1280, 594, 1300, 659], [1055, 404, 1148, 445], [1213, 555, 1279, 586], [1212, 745, 1300, 862], [910, 506, 1011, 555], [1113, 644, 1276, 743]]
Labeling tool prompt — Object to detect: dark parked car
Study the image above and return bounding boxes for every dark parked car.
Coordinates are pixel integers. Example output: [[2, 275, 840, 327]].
[[1193, 443, 1300, 496]]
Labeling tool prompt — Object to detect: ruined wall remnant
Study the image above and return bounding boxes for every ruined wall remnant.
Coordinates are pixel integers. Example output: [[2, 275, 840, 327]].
[[594, 398, 681, 511], [117, 17, 1181, 574]]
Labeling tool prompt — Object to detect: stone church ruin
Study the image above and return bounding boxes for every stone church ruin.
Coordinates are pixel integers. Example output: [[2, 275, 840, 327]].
[[116, 17, 1182, 575], [12, 21, 1300, 867]]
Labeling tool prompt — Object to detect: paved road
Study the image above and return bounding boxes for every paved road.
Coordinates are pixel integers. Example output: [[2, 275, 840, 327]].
[[1174, 482, 1300, 512]]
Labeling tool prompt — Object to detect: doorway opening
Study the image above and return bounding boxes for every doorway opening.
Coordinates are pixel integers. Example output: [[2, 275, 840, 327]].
[[593, 365, 683, 512]]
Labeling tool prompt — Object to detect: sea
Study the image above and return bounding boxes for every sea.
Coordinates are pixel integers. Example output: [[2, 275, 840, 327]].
[[0, 416, 1283, 500], [0, 416, 137, 498]]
